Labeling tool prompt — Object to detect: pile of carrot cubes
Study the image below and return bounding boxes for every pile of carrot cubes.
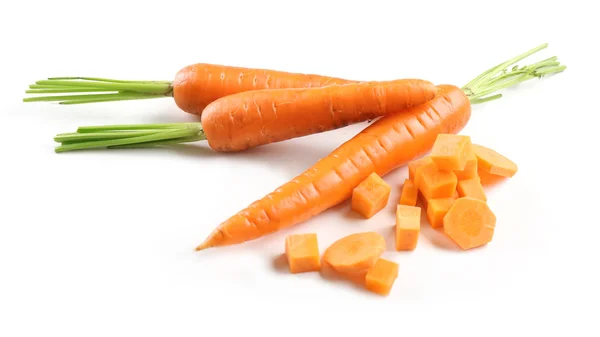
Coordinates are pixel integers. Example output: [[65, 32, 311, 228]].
[[282, 133, 518, 296]]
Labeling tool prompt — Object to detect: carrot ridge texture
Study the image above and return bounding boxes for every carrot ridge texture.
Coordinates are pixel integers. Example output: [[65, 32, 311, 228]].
[[201, 79, 438, 152], [322, 232, 386, 275], [195, 84, 470, 250], [285, 233, 321, 273]]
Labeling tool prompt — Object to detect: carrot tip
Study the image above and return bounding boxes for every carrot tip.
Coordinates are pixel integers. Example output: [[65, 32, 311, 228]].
[[195, 242, 212, 251]]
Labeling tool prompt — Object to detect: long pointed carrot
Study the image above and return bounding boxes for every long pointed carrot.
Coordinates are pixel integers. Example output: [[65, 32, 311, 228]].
[[22, 64, 357, 116], [194, 43, 565, 250]]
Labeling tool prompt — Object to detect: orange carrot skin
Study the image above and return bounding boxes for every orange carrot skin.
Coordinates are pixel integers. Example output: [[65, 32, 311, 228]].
[[201, 79, 438, 152], [197, 85, 471, 250], [172, 63, 356, 116]]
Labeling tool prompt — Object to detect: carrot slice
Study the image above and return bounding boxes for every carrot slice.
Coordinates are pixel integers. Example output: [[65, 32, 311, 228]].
[[322, 232, 386, 275], [351, 172, 391, 218], [457, 177, 487, 202], [472, 144, 518, 178], [408, 156, 433, 186], [415, 162, 458, 200], [395, 205, 421, 251], [399, 179, 418, 206], [443, 197, 496, 250], [285, 233, 321, 273], [454, 153, 478, 181], [365, 258, 399, 296], [477, 168, 506, 186], [429, 134, 473, 171], [426, 197, 456, 229]]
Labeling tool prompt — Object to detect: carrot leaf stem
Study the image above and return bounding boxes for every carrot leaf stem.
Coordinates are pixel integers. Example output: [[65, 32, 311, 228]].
[[23, 77, 173, 104]]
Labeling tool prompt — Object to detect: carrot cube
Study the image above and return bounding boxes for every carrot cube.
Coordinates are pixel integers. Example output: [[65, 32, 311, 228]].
[[408, 156, 433, 185], [395, 205, 421, 251], [365, 258, 399, 296], [399, 179, 418, 206], [430, 134, 473, 171], [457, 177, 487, 202], [285, 233, 321, 273], [351, 172, 391, 218], [454, 153, 478, 180], [415, 162, 458, 200], [426, 198, 456, 229]]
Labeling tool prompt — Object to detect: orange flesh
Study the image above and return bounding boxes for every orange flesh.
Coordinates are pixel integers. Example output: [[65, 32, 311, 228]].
[[322, 232, 386, 275], [408, 156, 433, 186], [399, 179, 419, 206], [365, 258, 399, 296], [395, 205, 421, 251], [426, 198, 456, 229], [457, 178, 487, 202], [416, 162, 458, 200], [443, 197, 497, 250], [429, 134, 473, 171], [472, 144, 518, 178], [285, 233, 321, 273], [351, 172, 391, 218], [454, 153, 478, 180]]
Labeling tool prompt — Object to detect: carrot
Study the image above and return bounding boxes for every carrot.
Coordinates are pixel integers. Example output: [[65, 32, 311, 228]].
[[398, 179, 418, 206], [407, 156, 433, 185], [285, 233, 321, 273], [457, 177, 487, 202], [443, 197, 497, 250], [426, 197, 456, 229], [472, 144, 519, 178], [321, 232, 386, 275], [454, 153, 478, 180], [415, 161, 458, 200], [193, 44, 563, 251], [364, 258, 399, 296], [23, 63, 358, 115], [49, 79, 437, 153], [351, 172, 392, 218], [429, 134, 473, 171], [395, 205, 421, 251]]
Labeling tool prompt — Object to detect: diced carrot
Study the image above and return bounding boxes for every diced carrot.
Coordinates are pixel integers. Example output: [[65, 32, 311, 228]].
[[429, 134, 473, 171], [415, 162, 458, 200], [322, 232, 386, 275], [395, 205, 421, 251], [285, 233, 321, 273], [408, 156, 433, 187], [457, 177, 487, 202], [472, 144, 518, 177], [351, 172, 391, 218], [453, 190, 460, 199], [454, 153, 478, 180], [477, 168, 505, 186], [399, 179, 418, 206], [426, 197, 456, 229], [365, 258, 399, 296], [443, 197, 496, 250], [417, 191, 429, 211]]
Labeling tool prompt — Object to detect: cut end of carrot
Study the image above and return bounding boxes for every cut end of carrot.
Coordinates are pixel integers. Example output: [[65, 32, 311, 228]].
[[430, 134, 473, 171], [322, 232, 386, 275], [351, 172, 391, 218], [443, 197, 496, 250], [365, 258, 399, 296]]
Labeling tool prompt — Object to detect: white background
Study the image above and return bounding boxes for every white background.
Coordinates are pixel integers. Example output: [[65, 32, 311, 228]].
[[1, 0, 598, 336]]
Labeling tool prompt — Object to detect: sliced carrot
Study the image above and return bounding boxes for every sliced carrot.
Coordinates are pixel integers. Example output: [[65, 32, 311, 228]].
[[454, 153, 478, 181], [457, 177, 487, 202], [322, 232, 386, 275], [365, 258, 399, 296], [443, 197, 497, 250], [399, 179, 418, 206], [426, 197, 456, 229], [472, 144, 518, 178], [285, 233, 321, 273], [429, 134, 473, 171], [408, 156, 433, 185], [477, 168, 506, 186], [395, 205, 421, 251], [351, 172, 391, 218], [415, 162, 458, 200]]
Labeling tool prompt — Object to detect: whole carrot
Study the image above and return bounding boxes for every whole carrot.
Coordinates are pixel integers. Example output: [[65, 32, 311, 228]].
[[194, 43, 565, 250], [22, 63, 357, 115], [50, 79, 438, 153]]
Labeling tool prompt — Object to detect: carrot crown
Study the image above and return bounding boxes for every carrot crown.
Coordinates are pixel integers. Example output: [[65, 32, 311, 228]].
[[43, 43, 565, 153]]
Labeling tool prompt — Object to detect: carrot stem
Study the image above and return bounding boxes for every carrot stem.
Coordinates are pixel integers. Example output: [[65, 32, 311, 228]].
[[23, 77, 173, 104]]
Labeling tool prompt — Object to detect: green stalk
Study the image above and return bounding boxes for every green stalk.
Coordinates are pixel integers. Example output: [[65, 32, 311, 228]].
[[50, 43, 565, 153]]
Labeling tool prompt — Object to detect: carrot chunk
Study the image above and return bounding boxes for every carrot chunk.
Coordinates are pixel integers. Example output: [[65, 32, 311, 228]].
[[408, 156, 433, 185], [395, 205, 421, 251], [399, 179, 418, 206], [472, 144, 518, 178], [454, 153, 478, 180], [443, 197, 496, 250], [457, 177, 487, 202], [477, 168, 505, 186], [285, 233, 321, 273], [365, 258, 399, 296], [322, 232, 386, 275], [415, 162, 458, 200], [429, 134, 473, 171], [426, 198, 456, 229], [351, 172, 391, 218]]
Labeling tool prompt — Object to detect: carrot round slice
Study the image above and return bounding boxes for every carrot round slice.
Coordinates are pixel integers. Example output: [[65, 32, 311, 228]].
[[472, 144, 518, 177], [443, 197, 496, 250], [322, 232, 386, 275]]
